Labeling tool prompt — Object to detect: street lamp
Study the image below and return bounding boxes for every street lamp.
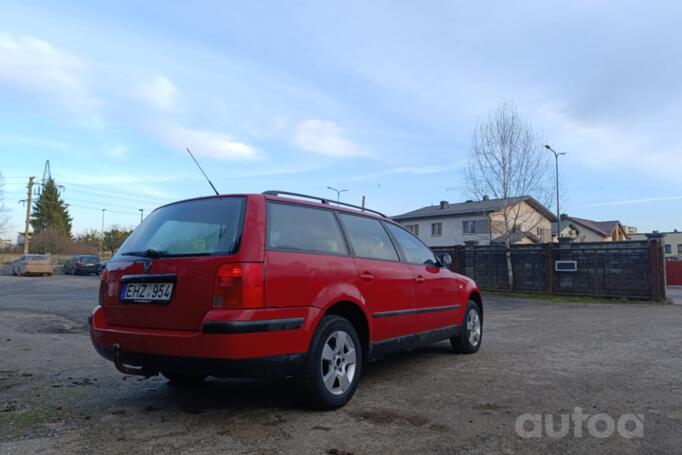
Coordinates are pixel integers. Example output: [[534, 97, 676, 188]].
[[544, 145, 566, 236], [138, 208, 144, 224], [326, 186, 348, 204]]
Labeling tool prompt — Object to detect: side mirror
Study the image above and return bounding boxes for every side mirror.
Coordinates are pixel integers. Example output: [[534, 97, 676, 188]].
[[437, 253, 452, 268]]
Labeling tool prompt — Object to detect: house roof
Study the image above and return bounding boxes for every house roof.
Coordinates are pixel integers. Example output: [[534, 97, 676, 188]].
[[554, 216, 623, 237], [393, 196, 557, 222]]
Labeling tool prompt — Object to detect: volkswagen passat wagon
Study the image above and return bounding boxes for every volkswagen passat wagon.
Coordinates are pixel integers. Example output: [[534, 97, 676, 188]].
[[90, 191, 483, 409]]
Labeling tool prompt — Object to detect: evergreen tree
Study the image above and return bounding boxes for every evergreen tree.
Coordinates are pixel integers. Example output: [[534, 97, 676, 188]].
[[30, 178, 73, 238]]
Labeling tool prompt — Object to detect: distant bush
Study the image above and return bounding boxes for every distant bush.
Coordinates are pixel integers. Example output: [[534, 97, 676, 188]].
[[30, 227, 97, 255]]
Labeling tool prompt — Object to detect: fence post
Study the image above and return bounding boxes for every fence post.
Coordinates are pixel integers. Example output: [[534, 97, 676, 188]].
[[451, 245, 462, 273], [464, 241, 478, 279], [544, 242, 554, 294], [646, 233, 666, 301]]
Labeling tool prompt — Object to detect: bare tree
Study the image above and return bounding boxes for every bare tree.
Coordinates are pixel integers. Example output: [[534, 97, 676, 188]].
[[0, 172, 11, 237], [465, 102, 554, 287]]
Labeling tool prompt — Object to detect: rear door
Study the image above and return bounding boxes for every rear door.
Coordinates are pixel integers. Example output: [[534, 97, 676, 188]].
[[383, 222, 462, 335], [338, 213, 416, 342], [101, 196, 247, 331], [263, 202, 357, 309]]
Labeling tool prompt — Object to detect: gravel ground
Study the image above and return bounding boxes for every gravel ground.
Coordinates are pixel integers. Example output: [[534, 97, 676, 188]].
[[0, 275, 680, 454]]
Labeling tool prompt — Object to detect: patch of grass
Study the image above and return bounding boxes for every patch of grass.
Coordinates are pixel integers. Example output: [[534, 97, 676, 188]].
[[0, 383, 76, 439], [0, 404, 58, 438], [486, 290, 664, 305]]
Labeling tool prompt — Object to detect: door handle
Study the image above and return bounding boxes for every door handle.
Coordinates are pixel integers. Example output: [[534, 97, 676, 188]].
[[360, 271, 374, 282], [415, 275, 425, 284]]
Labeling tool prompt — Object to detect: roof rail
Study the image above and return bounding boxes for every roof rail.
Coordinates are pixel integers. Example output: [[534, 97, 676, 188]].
[[262, 190, 387, 218]]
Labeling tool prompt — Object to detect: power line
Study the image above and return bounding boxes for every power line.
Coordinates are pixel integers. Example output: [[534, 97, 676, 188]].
[[63, 187, 171, 205], [66, 203, 140, 216], [3, 184, 172, 207], [63, 197, 158, 212], [61, 181, 175, 202], [3, 176, 176, 204]]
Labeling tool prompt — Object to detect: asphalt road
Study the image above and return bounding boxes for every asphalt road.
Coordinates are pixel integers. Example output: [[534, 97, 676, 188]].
[[0, 275, 681, 454]]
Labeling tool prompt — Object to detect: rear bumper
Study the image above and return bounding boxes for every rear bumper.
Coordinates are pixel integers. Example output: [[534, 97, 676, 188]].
[[95, 345, 304, 378], [75, 266, 99, 273], [22, 264, 53, 274], [89, 305, 321, 377]]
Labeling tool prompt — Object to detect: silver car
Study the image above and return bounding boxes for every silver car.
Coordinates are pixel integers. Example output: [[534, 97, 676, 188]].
[[12, 254, 54, 276]]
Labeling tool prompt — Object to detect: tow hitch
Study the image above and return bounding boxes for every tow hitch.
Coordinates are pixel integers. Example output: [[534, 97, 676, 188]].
[[112, 343, 157, 378]]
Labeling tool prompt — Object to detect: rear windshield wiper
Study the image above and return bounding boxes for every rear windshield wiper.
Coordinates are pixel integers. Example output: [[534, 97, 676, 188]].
[[120, 249, 166, 258]]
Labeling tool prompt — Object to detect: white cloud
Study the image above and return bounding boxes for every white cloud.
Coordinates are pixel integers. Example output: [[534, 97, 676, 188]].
[[158, 123, 261, 161], [294, 119, 367, 158], [136, 76, 179, 111], [0, 133, 69, 149], [104, 144, 128, 159], [350, 163, 463, 181], [0, 32, 98, 112], [583, 196, 682, 208], [538, 103, 681, 180]]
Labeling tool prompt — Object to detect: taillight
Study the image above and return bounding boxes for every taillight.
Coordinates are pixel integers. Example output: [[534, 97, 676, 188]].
[[213, 263, 264, 308], [98, 269, 108, 306]]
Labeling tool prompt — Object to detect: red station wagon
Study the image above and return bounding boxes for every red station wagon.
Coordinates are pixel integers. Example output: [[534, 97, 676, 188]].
[[89, 191, 483, 409]]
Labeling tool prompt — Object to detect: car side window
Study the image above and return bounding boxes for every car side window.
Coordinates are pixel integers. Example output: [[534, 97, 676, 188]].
[[267, 202, 348, 256], [384, 222, 437, 266], [339, 214, 399, 261]]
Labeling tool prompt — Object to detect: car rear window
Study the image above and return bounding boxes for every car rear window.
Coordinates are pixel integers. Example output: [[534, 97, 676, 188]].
[[266, 202, 348, 256], [81, 256, 99, 262], [28, 255, 50, 261], [116, 197, 246, 258], [339, 214, 398, 261]]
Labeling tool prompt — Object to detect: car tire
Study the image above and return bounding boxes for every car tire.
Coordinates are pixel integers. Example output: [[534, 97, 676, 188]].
[[162, 371, 207, 386], [301, 315, 362, 410], [450, 301, 482, 354]]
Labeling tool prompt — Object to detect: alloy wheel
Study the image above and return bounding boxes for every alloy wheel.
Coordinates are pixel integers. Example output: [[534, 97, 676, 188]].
[[467, 309, 481, 347], [321, 330, 357, 395]]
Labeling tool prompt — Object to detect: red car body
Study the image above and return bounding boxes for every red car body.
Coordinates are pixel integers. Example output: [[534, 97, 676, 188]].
[[90, 192, 482, 406]]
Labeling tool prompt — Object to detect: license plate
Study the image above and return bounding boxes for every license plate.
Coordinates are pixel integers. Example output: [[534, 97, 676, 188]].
[[121, 282, 174, 303]]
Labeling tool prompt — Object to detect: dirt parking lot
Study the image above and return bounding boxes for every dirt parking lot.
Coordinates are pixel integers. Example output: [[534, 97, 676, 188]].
[[0, 275, 681, 454]]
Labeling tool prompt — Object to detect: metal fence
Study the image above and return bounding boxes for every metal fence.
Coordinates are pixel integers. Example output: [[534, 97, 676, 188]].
[[433, 235, 667, 301]]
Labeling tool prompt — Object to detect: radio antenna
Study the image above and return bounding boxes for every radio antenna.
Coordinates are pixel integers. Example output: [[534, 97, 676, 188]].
[[186, 148, 219, 195]]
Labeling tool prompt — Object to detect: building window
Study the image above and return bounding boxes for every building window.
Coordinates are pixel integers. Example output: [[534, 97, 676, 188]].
[[405, 224, 419, 236], [678, 244, 682, 255], [431, 222, 442, 237], [665, 244, 672, 254], [463, 220, 475, 234]]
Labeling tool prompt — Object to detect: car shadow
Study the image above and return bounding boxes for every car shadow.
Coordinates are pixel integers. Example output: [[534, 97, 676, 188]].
[[110, 341, 459, 413]]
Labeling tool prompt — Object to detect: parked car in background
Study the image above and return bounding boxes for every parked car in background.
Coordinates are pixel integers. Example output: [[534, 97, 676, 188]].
[[64, 255, 102, 275], [90, 191, 483, 409], [12, 255, 53, 276]]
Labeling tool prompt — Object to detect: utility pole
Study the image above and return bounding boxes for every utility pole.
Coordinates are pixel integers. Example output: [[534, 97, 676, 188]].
[[361, 195, 366, 210], [23, 177, 35, 255], [100, 209, 106, 256], [138, 208, 144, 224], [544, 145, 566, 236]]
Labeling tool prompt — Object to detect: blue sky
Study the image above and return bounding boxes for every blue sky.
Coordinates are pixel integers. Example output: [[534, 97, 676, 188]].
[[1, 0, 681, 236]]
